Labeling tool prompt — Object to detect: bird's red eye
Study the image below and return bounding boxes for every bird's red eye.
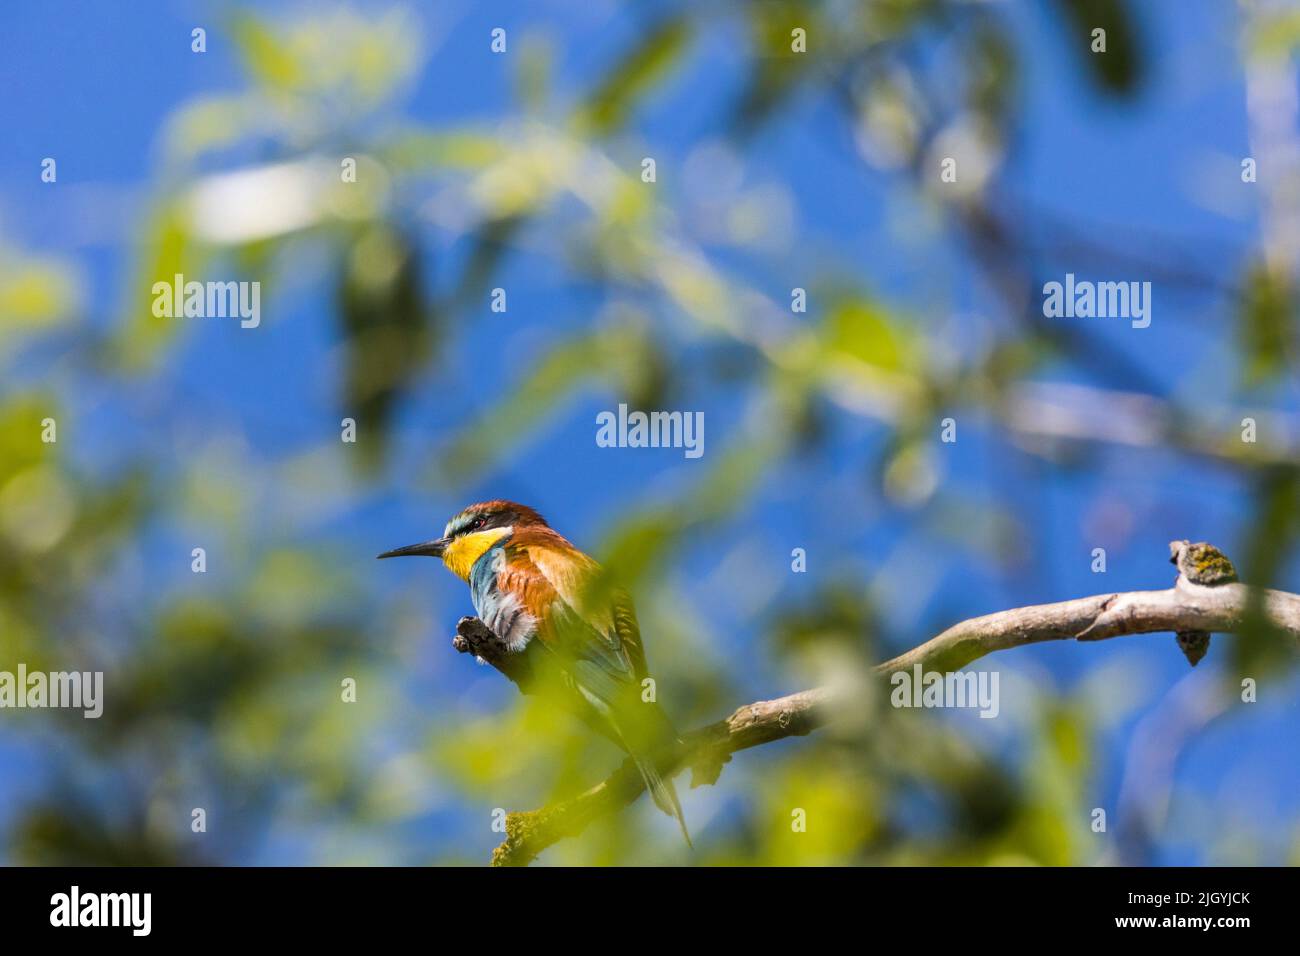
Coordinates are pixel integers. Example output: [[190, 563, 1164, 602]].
[[471, 517, 485, 530]]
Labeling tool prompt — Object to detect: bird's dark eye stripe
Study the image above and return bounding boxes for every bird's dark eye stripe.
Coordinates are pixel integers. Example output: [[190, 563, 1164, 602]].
[[447, 506, 527, 538], [451, 513, 494, 537]]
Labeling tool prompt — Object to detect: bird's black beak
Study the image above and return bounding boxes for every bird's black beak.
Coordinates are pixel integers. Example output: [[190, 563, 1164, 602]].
[[377, 537, 449, 560]]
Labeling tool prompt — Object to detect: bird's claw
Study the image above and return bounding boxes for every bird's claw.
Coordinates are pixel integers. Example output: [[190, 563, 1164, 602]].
[[452, 616, 536, 695], [453, 616, 498, 657]]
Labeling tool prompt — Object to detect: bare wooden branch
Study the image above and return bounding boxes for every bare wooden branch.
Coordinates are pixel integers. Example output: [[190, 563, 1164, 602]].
[[458, 545, 1300, 866]]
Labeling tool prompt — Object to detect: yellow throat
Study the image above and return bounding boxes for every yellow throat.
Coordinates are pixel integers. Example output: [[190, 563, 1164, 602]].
[[442, 527, 510, 580]]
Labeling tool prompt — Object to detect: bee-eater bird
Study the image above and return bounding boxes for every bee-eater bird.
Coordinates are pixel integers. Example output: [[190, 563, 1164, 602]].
[[378, 500, 690, 845]]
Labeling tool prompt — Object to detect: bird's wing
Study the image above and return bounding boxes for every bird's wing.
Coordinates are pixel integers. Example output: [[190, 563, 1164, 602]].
[[515, 532, 651, 680], [506, 533, 688, 840], [520, 538, 609, 625], [609, 587, 649, 682]]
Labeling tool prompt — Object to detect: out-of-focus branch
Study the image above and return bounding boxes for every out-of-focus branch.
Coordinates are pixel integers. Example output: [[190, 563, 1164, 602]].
[[453, 545, 1300, 865], [817, 371, 1300, 470], [998, 382, 1300, 469]]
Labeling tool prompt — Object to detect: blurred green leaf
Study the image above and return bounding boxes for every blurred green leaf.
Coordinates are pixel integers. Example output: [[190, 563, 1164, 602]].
[[434, 321, 662, 484], [1237, 262, 1295, 387], [577, 18, 691, 135], [113, 199, 205, 370], [0, 253, 80, 354], [337, 223, 435, 472], [1053, 0, 1144, 96], [1247, 10, 1300, 62]]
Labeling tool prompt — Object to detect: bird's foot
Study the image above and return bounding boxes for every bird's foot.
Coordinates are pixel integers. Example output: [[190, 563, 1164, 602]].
[[453, 616, 508, 662]]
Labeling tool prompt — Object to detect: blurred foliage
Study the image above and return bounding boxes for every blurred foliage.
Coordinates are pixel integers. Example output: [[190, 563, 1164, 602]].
[[1237, 262, 1295, 387], [1054, 0, 1144, 96], [577, 17, 692, 137], [337, 222, 434, 472], [0, 1, 1297, 868]]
